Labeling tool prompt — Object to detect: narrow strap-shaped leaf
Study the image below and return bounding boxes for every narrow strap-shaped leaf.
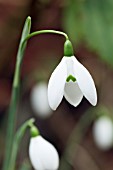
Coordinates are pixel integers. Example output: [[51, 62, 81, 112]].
[[2, 16, 31, 170]]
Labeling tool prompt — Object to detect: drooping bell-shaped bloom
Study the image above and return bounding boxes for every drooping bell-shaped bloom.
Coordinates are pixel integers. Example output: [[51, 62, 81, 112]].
[[29, 136, 59, 170], [48, 55, 97, 110]]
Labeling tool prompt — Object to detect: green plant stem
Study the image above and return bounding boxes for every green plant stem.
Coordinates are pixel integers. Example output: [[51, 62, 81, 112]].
[[2, 16, 31, 170], [8, 118, 35, 170], [24, 30, 69, 42], [2, 65, 20, 170], [59, 109, 98, 170]]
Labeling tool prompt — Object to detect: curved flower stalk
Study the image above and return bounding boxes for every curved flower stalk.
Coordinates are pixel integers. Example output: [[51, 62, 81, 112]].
[[48, 40, 97, 110], [29, 136, 59, 170]]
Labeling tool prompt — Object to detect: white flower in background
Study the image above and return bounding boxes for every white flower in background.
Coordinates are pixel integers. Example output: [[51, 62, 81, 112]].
[[48, 56, 97, 110], [93, 116, 113, 150], [29, 136, 59, 170], [30, 82, 52, 118]]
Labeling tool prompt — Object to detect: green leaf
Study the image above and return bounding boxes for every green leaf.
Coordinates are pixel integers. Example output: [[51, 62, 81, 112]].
[[2, 16, 31, 170], [17, 16, 31, 64]]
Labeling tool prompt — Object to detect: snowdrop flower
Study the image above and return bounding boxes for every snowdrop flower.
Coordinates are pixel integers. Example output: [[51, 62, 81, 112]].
[[29, 135, 59, 170], [30, 82, 52, 118], [48, 40, 97, 110], [93, 116, 113, 150]]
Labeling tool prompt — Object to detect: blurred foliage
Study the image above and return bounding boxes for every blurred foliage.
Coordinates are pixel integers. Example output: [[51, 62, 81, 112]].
[[19, 160, 31, 170], [63, 0, 113, 67]]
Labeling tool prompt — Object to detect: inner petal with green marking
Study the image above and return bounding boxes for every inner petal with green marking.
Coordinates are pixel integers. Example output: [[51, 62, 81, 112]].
[[66, 75, 76, 82]]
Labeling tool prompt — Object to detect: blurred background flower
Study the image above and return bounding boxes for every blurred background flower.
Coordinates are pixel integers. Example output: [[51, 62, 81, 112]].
[[30, 82, 52, 118], [0, 0, 113, 169], [93, 115, 113, 151]]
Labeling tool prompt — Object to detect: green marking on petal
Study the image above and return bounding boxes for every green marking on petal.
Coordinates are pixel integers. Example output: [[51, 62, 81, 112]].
[[66, 75, 76, 82]]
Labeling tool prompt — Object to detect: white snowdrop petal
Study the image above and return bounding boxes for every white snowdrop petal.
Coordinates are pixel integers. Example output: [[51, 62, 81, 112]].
[[64, 56, 75, 75], [29, 136, 59, 170], [72, 56, 97, 106], [48, 57, 67, 110], [64, 82, 83, 107], [93, 116, 113, 150], [29, 136, 44, 170]]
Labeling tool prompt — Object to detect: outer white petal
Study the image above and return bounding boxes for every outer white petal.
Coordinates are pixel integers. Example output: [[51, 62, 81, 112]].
[[48, 57, 67, 110], [64, 82, 83, 107], [29, 136, 59, 170], [72, 56, 97, 106]]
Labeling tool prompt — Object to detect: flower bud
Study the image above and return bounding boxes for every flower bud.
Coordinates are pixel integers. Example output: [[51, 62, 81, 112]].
[[93, 116, 113, 150], [29, 136, 59, 170]]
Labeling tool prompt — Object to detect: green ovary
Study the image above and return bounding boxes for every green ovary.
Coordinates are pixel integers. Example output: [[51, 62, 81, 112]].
[[66, 75, 76, 82]]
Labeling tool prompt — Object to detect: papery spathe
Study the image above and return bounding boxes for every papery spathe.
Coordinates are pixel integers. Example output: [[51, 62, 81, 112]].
[[29, 136, 59, 170], [48, 56, 97, 110]]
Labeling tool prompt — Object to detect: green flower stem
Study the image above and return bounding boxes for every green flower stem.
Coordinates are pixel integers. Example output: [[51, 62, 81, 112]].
[[24, 30, 69, 42], [8, 118, 35, 170], [59, 109, 98, 170], [2, 75, 20, 170], [2, 16, 31, 170]]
